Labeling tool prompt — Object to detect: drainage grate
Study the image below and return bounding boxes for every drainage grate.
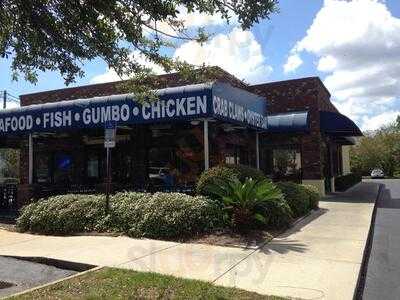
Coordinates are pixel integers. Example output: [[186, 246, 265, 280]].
[[0, 281, 15, 289]]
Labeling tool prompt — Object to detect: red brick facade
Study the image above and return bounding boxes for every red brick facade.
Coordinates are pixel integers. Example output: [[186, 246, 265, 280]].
[[250, 77, 339, 181]]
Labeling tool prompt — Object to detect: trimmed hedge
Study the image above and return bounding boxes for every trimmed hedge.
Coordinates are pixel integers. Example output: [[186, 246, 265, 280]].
[[262, 198, 293, 229], [110, 192, 222, 239], [16, 192, 222, 239], [275, 182, 311, 218], [335, 173, 362, 192], [17, 194, 106, 234], [196, 164, 266, 197], [301, 184, 320, 209]]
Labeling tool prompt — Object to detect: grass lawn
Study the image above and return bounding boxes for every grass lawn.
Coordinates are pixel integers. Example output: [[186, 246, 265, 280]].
[[12, 268, 287, 300]]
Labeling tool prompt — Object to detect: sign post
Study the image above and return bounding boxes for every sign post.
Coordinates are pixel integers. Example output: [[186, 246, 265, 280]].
[[104, 122, 116, 213]]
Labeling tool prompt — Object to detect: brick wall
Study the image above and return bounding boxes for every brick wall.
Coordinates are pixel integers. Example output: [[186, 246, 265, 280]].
[[250, 77, 339, 180], [20, 67, 249, 106]]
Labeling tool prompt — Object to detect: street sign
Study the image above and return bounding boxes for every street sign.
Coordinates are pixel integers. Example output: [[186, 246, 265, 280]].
[[104, 122, 117, 213], [104, 125, 116, 148]]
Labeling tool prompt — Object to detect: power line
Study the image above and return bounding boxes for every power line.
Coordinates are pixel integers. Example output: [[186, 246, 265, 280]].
[[1, 90, 21, 109], [6, 92, 19, 100]]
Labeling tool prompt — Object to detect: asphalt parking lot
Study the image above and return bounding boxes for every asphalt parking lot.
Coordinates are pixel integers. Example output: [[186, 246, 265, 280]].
[[361, 179, 400, 299], [0, 256, 76, 298], [362, 179, 400, 198]]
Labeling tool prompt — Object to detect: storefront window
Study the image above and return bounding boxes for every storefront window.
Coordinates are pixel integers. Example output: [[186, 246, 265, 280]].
[[87, 154, 100, 179], [263, 147, 302, 182], [147, 123, 203, 188], [148, 147, 176, 187], [35, 152, 51, 184], [225, 144, 249, 165], [53, 153, 74, 184]]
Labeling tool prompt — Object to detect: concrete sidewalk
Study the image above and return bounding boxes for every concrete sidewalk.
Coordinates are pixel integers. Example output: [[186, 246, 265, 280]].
[[0, 182, 379, 300]]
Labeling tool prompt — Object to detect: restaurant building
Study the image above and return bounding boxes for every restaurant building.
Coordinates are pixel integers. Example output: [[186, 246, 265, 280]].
[[0, 68, 362, 211]]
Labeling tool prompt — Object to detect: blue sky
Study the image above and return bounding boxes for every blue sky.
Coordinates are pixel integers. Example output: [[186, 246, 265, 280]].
[[1, 0, 400, 131]]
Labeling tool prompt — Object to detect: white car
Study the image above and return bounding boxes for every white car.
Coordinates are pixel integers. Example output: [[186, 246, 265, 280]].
[[371, 169, 385, 179]]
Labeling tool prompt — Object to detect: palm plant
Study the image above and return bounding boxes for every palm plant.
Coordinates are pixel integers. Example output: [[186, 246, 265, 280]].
[[205, 178, 285, 230]]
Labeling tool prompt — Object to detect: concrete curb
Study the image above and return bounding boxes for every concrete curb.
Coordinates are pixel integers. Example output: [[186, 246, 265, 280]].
[[4, 266, 103, 299], [353, 183, 385, 300], [1, 256, 95, 272]]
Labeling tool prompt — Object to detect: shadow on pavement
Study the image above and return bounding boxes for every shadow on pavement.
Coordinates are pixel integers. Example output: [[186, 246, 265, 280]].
[[323, 182, 381, 204], [278, 208, 328, 239], [260, 239, 308, 255]]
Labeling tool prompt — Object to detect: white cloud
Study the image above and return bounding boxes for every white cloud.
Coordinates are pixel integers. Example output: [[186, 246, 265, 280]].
[[0, 101, 19, 110], [143, 6, 238, 38], [90, 52, 165, 84], [361, 110, 400, 131], [90, 27, 272, 85], [181, 7, 237, 28], [284, 54, 303, 73], [173, 27, 272, 84], [286, 0, 400, 130]]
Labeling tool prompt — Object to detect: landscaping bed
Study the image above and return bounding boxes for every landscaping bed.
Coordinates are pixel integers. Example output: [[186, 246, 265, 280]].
[[16, 164, 320, 245], [10, 268, 287, 300]]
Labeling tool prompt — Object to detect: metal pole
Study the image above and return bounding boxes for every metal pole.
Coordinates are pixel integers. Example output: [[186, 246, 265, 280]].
[[28, 134, 33, 184], [105, 147, 111, 213], [256, 132, 260, 170], [3, 90, 6, 109], [204, 119, 209, 170]]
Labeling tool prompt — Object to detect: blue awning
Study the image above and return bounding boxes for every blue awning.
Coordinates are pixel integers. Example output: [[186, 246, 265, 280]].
[[0, 82, 268, 136], [267, 111, 309, 133], [320, 111, 363, 136]]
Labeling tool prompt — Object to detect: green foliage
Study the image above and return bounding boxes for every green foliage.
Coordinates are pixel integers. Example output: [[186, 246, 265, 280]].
[[335, 173, 362, 192], [262, 198, 293, 229], [224, 164, 267, 182], [0, 149, 19, 179], [196, 164, 267, 197], [351, 118, 400, 177], [14, 267, 287, 300], [301, 184, 320, 209], [275, 182, 311, 218], [205, 178, 285, 230], [1, 0, 278, 93], [16, 194, 106, 234], [110, 192, 222, 239], [16, 192, 222, 239]]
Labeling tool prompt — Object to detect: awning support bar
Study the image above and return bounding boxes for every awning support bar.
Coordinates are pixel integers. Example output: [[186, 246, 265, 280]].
[[28, 134, 33, 184], [204, 119, 209, 171]]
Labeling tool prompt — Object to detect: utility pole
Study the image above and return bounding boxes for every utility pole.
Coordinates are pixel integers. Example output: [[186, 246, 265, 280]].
[[3, 90, 6, 109]]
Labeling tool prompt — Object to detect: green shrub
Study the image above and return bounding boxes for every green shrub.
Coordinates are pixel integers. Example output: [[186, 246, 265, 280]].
[[16, 192, 222, 239], [224, 164, 266, 182], [301, 184, 320, 209], [205, 178, 284, 230], [275, 182, 311, 218], [16, 194, 106, 234], [262, 198, 293, 229], [196, 164, 266, 197], [335, 173, 362, 192], [110, 192, 222, 239]]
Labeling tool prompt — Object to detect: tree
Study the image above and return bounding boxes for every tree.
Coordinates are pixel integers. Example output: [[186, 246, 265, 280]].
[[0, 0, 278, 98], [350, 115, 400, 177]]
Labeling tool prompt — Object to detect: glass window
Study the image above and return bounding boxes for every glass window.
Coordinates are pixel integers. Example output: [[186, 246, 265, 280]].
[[35, 152, 51, 184], [53, 153, 74, 184], [273, 148, 301, 181], [87, 155, 100, 178], [148, 147, 176, 187], [225, 144, 249, 165], [262, 147, 302, 182]]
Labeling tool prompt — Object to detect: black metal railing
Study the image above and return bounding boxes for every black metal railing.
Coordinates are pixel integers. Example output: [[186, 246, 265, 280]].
[[32, 183, 195, 199], [0, 184, 18, 212]]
